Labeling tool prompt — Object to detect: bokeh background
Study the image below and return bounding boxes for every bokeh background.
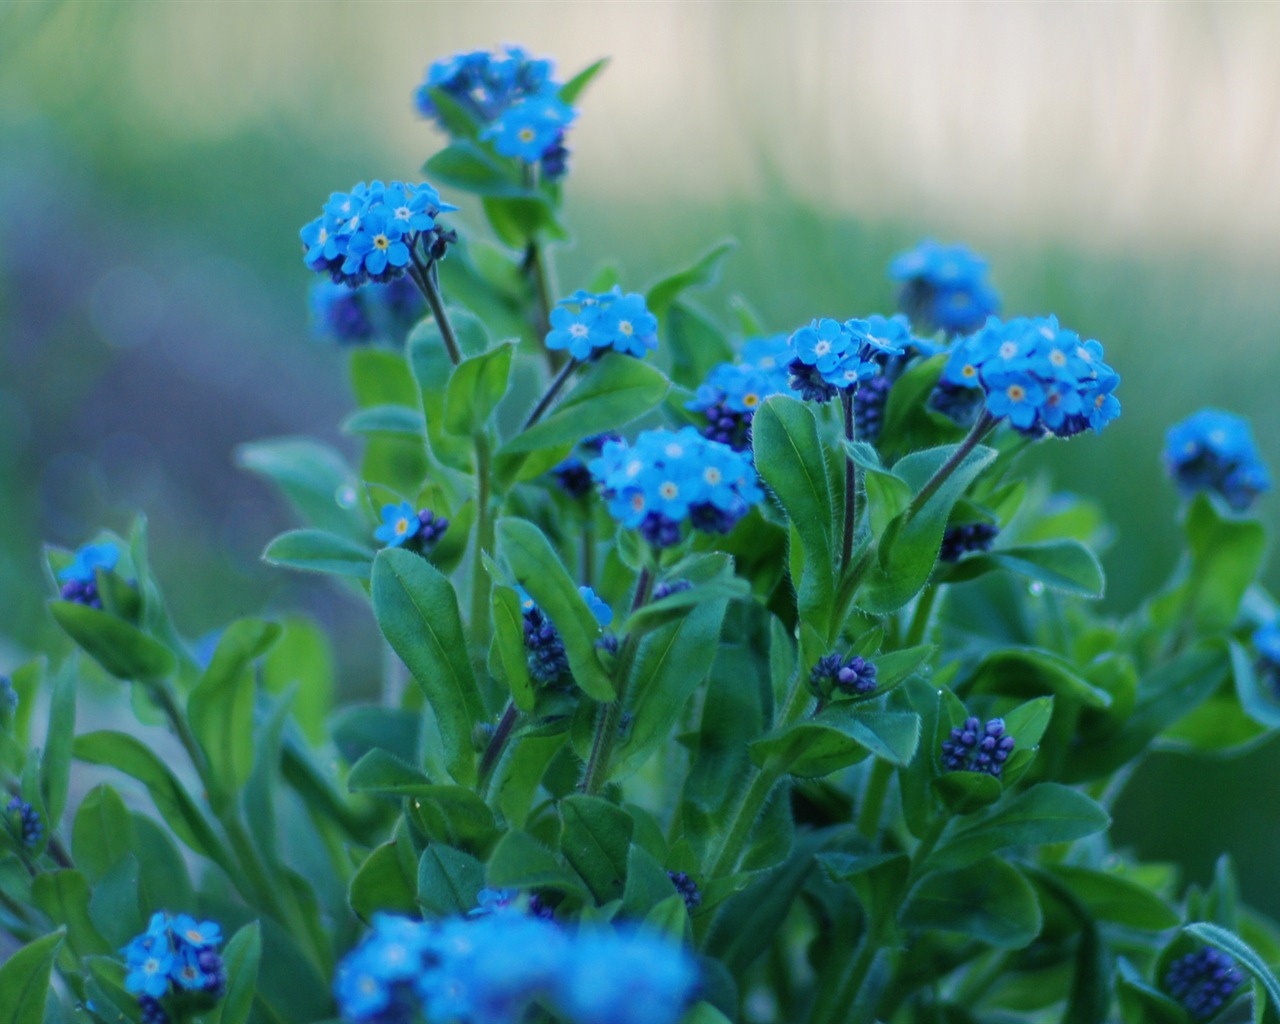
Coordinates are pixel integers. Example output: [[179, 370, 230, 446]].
[[2, 1, 1279, 910]]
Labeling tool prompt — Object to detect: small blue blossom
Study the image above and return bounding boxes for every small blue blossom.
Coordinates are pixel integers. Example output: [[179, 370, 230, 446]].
[[667, 871, 701, 912], [416, 46, 555, 128], [124, 934, 175, 999], [375, 502, 420, 548], [121, 912, 226, 1006], [550, 456, 594, 498], [547, 288, 657, 361], [482, 88, 577, 163], [940, 522, 999, 562], [310, 277, 424, 346], [1165, 409, 1272, 512], [170, 915, 221, 950], [1165, 947, 1244, 1020], [579, 586, 613, 628], [0, 676, 16, 715], [58, 542, 119, 583], [138, 997, 169, 1024], [889, 240, 1001, 334], [941, 716, 1016, 777], [785, 317, 897, 404], [809, 653, 878, 700], [938, 316, 1120, 438], [6, 797, 41, 848], [301, 181, 456, 287], [687, 338, 797, 451], [589, 429, 763, 547], [1253, 620, 1280, 697]]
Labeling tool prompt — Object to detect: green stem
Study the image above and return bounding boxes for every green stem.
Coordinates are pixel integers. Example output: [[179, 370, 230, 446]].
[[905, 584, 939, 648], [907, 410, 996, 517], [478, 701, 518, 798], [524, 357, 577, 430], [408, 255, 462, 366], [906, 814, 949, 885], [470, 433, 494, 660], [581, 514, 595, 589], [580, 566, 654, 795], [841, 389, 857, 572], [811, 938, 877, 1024], [855, 759, 894, 841]]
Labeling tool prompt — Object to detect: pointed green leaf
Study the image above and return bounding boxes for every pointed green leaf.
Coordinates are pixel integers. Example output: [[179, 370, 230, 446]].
[[560, 796, 633, 904], [48, 602, 174, 682], [0, 929, 65, 1024], [903, 857, 1042, 949], [444, 341, 515, 436], [939, 540, 1105, 599], [418, 845, 485, 917], [263, 529, 375, 580]]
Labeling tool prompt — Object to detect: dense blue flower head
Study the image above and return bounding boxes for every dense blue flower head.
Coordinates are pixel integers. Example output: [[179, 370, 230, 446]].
[[809, 653, 878, 700], [482, 88, 577, 163], [687, 335, 797, 450], [1164, 409, 1272, 512], [667, 871, 701, 912], [416, 46, 555, 128], [941, 716, 1016, 777], [310, 277, 424, 346], [0, 675, 16, 715], [517, 585, 609, 685], [6, 797, 41, 847], [940, 315, 1120, 437], [1165, 947, 1244, 1020], [889, 240, 1001, 334], [335, 913, 695, 1024], [547, 288, 658, 361], [785, 317, 901, 403], [589, 428, 763, 547], [940, 522, 999, 562], [300, 181, 456, 287], [121, 912, 225, 1005], [1254, 620, 1280, 696]]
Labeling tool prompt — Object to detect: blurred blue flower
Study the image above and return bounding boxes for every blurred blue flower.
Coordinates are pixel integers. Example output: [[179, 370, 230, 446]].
[[889, 239, 1001, 334], [375, 502, 420, 548], [6, 797, 41, 847], [58, 541, 119, 582], [941, 716, 1016, 777], [483, 89, 577, 163], [579, 586, 613, 627], [1165, 947, 1244, 1020], [416, 46, 555, 128], [1165, 408, 1271, 511]]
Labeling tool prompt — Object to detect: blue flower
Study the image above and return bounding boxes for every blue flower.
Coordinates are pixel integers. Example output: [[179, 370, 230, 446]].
[[785, 317, 897, 402], [552, 926, 699, 1024], [1165, 409, 1271, 512], [809, 653, 878, 700], [301, 181, 456, 287], [58, 542, 119, 583], [1254, 621, 1280, 666], [6, 797, 41, 847], [940, 522, 999, 562], [941, 716, 1016, 777], [579, 586, 613, 627], [790, 318, 853, 376], [1165, 947, 1244, 1020], [416, 46, 555, 128], [375, 502, 420, 548], [589, 428, 762, 546], [937, 316, 1120, 438], [546, 288, 657, 361], [170, 915, 221, 950], [741, 333, 793, 373], [889, 239, 1001, 334], [124, 933, 175, 999], [483, 89, 577, 162]]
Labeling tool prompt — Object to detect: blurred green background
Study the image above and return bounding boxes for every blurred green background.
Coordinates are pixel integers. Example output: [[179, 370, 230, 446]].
[[2, 1, 1278, 912]]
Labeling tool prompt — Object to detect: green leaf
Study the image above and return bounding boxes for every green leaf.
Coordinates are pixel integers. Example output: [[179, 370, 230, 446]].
[[347, 748, 433, 796], [189, 619, 279, 800], [876, 353, 964, 462], [856, 446, 913, 541], [966, 647, 1112, 709], [482, 194, 568, 247], [263, 528, 376, 580], [497, 518, 614, 700], [422, 87, 483, 139], [1046, 865, 1179, 930], [1185, 922, 1280, 1021], [31, 871, 110, 957], [939, 540, 1106, 598], [342, 404, 426, 438], [408, 787, 499, 853], [751, 709, 919, 779], [932, 772, 1005, 816], [349, 840, 418, 921], [48, 602, 174, 682], [662, 301, 735, 391], [560, 796, 633, 904], [235, 437, 364, 538], [444, 341, 515, 436], [1184, 493, 1267, 632], [40, 667, 76, 824], [559, 57, 609, 104], [262, 616, 333, 746], [486, 830, 587, 898], [371, 549, 487, 786], [646, 240, 736, 319], [858, 442, 998, 614], [752, 397, 835, 635], [88, 856, 142, 947], [243, 689, 293, 867], [74, 732, 230, 869], [426, 141, 525, 197], [622, 569, 748, 635], [71, 785, 136, 883], [490, 586, 536, 712], [211, 923, 261, 1024], [418, 845, 485, 917], [941, 783, 1109, 865], [0, 929, 65, 1024], [903, 857, 1042, 949], [621, 844, 680, 918], [500, 355, 671, 455]]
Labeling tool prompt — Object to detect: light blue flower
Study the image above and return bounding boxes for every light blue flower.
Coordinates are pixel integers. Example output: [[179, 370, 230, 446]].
[[483, 89, 576, 162], [375, 502, 420, 548], [58, 542, 119, 583], [1165, 409, 1271, 511], [578, 586, 613, 627]]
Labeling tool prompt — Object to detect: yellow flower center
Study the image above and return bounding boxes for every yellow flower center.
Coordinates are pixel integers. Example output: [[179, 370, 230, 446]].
[[962, 364, 977, 378], [704, 467, 722, 485], [518, 127, 537, 143], [395, 517, 410, 535], [1007, 385, 1026, 401], [1050, 350, 1066, 366], [743, 393, 760, 408], [618, 321, 634, 336], [373, 234, 390, 251], [659, 482, 679, 499]]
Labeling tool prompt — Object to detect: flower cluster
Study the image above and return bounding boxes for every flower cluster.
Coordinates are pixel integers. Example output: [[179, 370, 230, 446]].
[[122, 913, 225, 1014], [415, 48, 574, 178], [589, 428, 763, 548], [310, 277, 423, 346], [301, 181, 456, 287], [547, 288, 658, 361], [786, 317, 903, 404], [1254, 620, 1280, 696], [0, 675, 16, 715], [375, 503, 449, 551], [6, 797, 41, 847], [519, 586, 612, 686], [550, 435, 617, 500], [939, 315, 1121, 437], [1164, 409, 1272, 512], [334, 913, 697, 1024], [667, 871, 701, 913], [58, 541, 119, 608], [809, 653, 878, 700], [889, 239, 1001, 335], [941, 716, 1016, 777], [1164, 947, 1244, 1020], [687, 335, 794, 451], [939, 522, 999, 562]]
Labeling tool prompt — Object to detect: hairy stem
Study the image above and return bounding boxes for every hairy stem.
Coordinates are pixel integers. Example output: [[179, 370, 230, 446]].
[[855, 758, 894, 841], [907, 410, 996, 517], [478, 701, 519, 797], [408, 254, 462, 365], [841, 388, 857, 571], [524, 358, 578, 430]]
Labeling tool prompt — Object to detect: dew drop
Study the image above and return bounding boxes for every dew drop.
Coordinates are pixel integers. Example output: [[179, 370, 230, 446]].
[[336, 485, 358, 508], [1028, 581, 1045, 596]]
